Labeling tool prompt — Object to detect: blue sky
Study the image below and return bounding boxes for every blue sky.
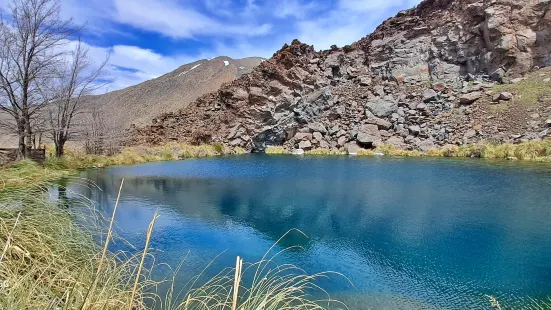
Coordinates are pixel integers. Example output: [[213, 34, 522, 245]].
[[0, 0, 422, 92]]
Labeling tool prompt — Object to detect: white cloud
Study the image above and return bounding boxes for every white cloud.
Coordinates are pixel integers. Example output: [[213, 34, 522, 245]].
[[339, 0, 422, 12], [113, 0, 272, 39], [275, 0, 317, 19], [74, 43, 206, 92], [0, 0, 425, 93], [293, 0, 423, 50]]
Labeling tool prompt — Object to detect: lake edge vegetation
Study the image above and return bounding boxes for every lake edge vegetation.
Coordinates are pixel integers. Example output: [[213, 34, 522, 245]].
[[0, 181, 346, 309], [0, 142, 249, 190], [266, 139, 551, 162]]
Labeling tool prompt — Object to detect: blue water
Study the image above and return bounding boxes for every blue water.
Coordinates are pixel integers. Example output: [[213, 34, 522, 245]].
[[62, 156, 551, 309]]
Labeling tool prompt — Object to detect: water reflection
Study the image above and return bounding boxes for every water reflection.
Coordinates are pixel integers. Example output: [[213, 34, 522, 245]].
[[63, 156, 551, 309]]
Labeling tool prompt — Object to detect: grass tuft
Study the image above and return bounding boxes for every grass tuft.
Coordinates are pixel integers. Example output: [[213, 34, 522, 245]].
[[265, 146, 289, 154], [305, 148, 344, 155]]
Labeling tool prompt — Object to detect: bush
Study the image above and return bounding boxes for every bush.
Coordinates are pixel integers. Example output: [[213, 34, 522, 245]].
[[212, 142, 224, 155]]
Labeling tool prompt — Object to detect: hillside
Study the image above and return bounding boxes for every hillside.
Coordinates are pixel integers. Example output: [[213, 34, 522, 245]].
[[86, 56, 264, 129], [134, 0, 551, 153]]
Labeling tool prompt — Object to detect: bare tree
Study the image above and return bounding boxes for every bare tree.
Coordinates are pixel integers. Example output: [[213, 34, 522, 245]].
[[82, 102, 125, 156], [0, 0, 75, 158], [47, 40, 108, 157]]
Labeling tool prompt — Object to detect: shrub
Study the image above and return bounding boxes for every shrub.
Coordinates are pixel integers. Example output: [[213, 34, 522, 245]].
[[212, 142, 224, 155]]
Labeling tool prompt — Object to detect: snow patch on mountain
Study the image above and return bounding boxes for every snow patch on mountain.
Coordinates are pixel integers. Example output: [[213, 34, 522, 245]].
[[177, 63, 202, 77]]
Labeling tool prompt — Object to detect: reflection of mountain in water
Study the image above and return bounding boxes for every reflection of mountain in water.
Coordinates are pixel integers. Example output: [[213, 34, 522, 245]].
[[66, 156, 551, 309]]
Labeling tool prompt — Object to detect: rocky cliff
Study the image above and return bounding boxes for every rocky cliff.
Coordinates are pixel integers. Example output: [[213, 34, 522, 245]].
[[134, 0, 551, 153]]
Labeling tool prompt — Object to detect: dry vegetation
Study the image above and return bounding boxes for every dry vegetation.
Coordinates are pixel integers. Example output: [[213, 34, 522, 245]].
[[266, 140, 551, 162], [0, 182, 344, 309], [0, 143, 229, 190]]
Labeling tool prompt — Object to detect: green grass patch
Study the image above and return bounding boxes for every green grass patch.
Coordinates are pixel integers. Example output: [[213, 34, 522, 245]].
[[493, 69, 551, 106]]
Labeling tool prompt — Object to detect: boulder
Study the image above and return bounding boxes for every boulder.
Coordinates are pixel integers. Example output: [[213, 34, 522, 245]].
[[464, 129, 477, 139], [409, 125, 421, 135], [498, 92, 513, 101], [294, 132, 313, 141], [230, 138, 243, 147], [357, 124, 382, 147], [546, 119, 551, 127], [345, 142, 360, 155], [292, 149, 305, 155], [365, 98, 398, 118], [298, 140, 312, 150], [337, 136, 347, 146], [359, 76, 372, 86], [417, 139, 436, 152], [308, 122, 328, 134], [416, 102, 428, 111], [346, 67, 358, 77], [459, 92, 482, 105], [313, 132, 324, 141], [365, 111, 392, 129], [423, 89, 438, 102], [385, 136, 408, 150]]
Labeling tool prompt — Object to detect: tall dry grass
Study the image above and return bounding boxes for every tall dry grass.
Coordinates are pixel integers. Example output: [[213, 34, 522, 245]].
[[0, 181, 345, 310]]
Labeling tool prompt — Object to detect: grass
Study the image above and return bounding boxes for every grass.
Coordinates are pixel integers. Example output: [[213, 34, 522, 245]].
[[265, 146, 289, 154], [305, 148, 345, 155], [261, 140, 551, 162], [423, 140, 551, 161], [0, 183, 155, 309], [0, 143, 234, 191], [492, 67, 551, 107], [0, 181, 345, 310]]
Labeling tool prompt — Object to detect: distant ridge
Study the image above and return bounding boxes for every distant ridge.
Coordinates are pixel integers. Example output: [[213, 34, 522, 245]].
[[84, 56, 265, 129]]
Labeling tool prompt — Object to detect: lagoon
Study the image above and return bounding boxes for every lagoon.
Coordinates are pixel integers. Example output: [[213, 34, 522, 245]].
[[61, 155, 551, 309]]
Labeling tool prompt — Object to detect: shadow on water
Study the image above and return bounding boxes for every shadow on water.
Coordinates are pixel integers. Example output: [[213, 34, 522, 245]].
[[59, 155, 551, 309]]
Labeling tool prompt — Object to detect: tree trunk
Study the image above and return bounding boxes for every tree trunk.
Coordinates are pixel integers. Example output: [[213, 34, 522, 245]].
[[55, 137, 66, 157], [17, 119, 27, 159], [25, 120, 33, 151]]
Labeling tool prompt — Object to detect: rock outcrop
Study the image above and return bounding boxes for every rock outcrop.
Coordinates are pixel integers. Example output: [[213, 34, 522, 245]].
[[134, 0, 551, 153]]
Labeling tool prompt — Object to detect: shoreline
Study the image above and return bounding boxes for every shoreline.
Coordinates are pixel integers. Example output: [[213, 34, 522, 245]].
[[2, 139, 550, 191]]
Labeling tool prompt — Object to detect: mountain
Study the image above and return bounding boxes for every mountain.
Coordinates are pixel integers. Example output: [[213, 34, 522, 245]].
[[85, 56, 265, 129], [134, 0, 550, 152]]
